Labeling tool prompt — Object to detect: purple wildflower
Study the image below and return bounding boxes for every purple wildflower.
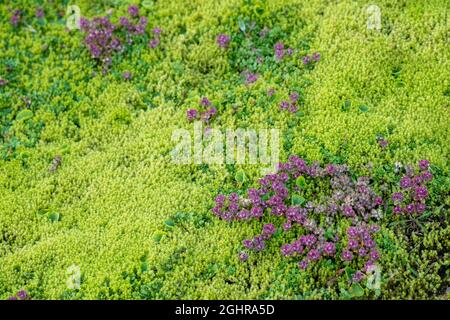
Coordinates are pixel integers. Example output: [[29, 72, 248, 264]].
[[186, 109, 198, 121], [122, 71, 132, 80], [323, 242, 336, 256], [200, 97, 211, 106], [307, 249, 321, 261], [289, 92, 299, 103], [302, 55, 311, 64], [416, 203, 426, 214], [245, 72, 258, 84], [352, 271, 364, 282], [279, 101, 289, 110], [239, 251, 249, 262], [392, 192, 404, 203], [379, 139, 388, 148], [400, 176, 412, 188], [267, 88, 276, 96], [298, 259, 309, 270], [35, 8, 44, 19], [393, 205, 403, 214], [414, 186, 428, 201], [152, 27, 162, 36], [262, 223, 276, 238], [148, 38, 160, 48], [405, 203, 415, 214], [16, 290, 29, 300]]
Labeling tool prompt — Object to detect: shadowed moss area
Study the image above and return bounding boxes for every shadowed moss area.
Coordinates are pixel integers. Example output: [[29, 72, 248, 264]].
[[0, 0, 449, 299]]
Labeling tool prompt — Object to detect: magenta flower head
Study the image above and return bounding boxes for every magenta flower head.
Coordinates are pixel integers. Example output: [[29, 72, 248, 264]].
[[307, 249, 321, 261], [243, 239, 253, 249], [262, 223, 276, 237], [239, 251, 249, 262], [379, 139, 388, 148], [186, 109, 198, 121], [422, 171, 433, 182], [392, 192, 404, 203], [312, 52, 321, 61], [416, 203, 426, 214], [405, 203, 415, 214], [0, 79, 7, 87], [274, 42, 284, 51], [200, 97, 211, 106], [400, 176, 412, 188], [298, 259, 309, 270], [128, 5, 139, 17], [122, 71, 132, 80], [352, 271, 364, 282], [245, 72, 258, 84], [267, 88, 276, 96], [374, 197, 383, 206], [323, 242, 336, 256], [415, 186, 428, 201], [139, 16, 148, 27], [216, 34, 230, 48], [35, 8, 44, 19], [302, 55, 311, 64], [148, 38, 160, 48], [10, 10, 21, 27], [207, 107, 217, 117], [153, 27, 162, 36], [279, 101, 289, 110], [418, 159, 430, 171], [289, 92, 299, 103], [16, 290, 29, 300], [393, 205, 403, 214]]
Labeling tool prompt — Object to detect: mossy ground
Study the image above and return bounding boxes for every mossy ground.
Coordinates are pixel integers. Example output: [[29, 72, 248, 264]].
[[0, 0, 449, 299]]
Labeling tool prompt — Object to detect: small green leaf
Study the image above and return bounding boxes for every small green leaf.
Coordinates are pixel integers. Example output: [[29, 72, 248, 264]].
[[235, 170, 246, 184], [292, 194, 305, 205], [295, 176, 306, 189], [48, 212, 60, 222], [16, 109, 33, 121], [349, 282, 364, 297]]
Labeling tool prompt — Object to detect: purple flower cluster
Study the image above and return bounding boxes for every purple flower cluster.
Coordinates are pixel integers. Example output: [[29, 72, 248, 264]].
[[216, 34, 231, 48], [343, 223, 380, 272], [212, 156, 385, 270], [35, 8, 45, 19], [186, 97, 218, 123], [392, 160, 432, 215], [279, 91, 300, 113]]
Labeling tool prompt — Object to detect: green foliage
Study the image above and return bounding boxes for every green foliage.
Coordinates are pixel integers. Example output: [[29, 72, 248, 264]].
[[0, 0, 448, 300]]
